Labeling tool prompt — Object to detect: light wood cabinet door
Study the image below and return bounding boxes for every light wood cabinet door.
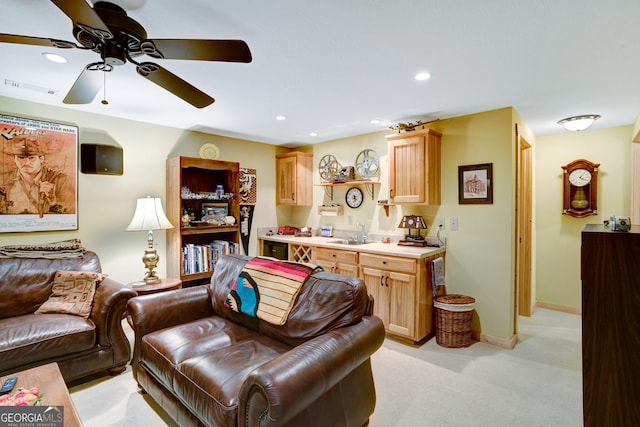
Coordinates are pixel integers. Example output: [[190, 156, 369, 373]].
[[387, 128, 441, 205], [387, 271, 415, 337], [361, 266, 415, 338], [276, 151, 313, 206], [361, 266, 391, 325], [388, 135, 425, 203]]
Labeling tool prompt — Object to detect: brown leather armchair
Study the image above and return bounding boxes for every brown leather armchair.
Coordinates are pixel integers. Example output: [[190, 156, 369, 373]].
[[128, 254, 385, 427], [0, 251, 136, 383]]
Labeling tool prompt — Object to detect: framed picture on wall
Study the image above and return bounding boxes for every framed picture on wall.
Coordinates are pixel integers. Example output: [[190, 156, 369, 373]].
[[458, 163, 493, 204], [0, 114, 78, 232]]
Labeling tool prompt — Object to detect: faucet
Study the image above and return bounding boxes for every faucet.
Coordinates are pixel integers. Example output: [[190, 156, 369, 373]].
[[356, 223, 367, 244]]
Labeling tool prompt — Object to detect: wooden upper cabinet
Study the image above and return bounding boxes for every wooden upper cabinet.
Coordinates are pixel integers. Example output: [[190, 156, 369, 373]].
[[276, 151, 313, 206], [386, 128, 442, 205]]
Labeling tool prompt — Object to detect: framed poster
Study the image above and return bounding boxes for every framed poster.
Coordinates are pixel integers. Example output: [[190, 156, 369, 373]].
[[458, 163, 493, 204], [0, 114, 78, 232]]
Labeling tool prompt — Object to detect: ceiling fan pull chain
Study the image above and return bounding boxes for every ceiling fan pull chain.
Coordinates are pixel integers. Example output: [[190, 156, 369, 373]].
[[101, 66, 108, 105]]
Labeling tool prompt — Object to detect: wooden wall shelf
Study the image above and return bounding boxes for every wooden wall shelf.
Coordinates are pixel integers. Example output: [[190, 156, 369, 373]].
[[316, 180, 380, 200]]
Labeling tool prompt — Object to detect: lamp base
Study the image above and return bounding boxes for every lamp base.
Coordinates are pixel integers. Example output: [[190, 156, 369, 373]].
[[398, 239, 427, 247], [140, 244, 161, 285]]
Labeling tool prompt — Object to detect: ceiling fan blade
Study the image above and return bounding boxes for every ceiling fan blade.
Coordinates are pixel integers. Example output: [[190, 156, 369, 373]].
[[136, 62, 214, 108], [51, 0, 112, 40], [63, 64, 103, 104], [0, 33, 78, 49], [141, 39, 252, 63]]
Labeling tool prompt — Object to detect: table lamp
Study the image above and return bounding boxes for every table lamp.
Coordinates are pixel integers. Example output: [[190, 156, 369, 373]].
[[126, 196, 173, 285], [398, 215, 428, 246]]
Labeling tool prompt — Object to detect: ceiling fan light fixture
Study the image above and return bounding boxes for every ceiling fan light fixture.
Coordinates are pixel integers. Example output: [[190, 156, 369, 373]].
[[557, 114, 600, 132], [42, 52, 68, 63]]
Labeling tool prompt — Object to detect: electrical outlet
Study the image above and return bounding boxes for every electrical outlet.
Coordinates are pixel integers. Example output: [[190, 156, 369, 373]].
[[436, 218, 445, 229], [348, 215, 353, 225], [450, 217, 459, 231]]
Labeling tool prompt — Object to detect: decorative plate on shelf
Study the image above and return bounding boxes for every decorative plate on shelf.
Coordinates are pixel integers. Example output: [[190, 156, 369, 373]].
[[199, 143, 220, 160]]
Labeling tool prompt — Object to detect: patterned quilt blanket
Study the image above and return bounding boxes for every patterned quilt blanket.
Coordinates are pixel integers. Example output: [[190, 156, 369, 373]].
[[225, 257, 321, 325], [0, 239, 86, 259]]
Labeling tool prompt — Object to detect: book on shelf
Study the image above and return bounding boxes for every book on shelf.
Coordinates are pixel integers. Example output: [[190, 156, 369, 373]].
[[182, 240, 239, 275]]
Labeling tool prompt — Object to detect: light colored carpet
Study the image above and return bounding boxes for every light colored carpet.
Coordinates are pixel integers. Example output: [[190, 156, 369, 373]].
[[69, 308, 582, 426]]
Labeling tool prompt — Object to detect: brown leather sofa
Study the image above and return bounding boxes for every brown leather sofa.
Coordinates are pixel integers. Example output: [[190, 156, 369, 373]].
[[0, 251, 136, 383], [128, 254, 386, 427]]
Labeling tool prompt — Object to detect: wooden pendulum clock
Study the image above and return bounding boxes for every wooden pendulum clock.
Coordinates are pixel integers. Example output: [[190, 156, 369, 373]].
[[561, 159, 599, 218]]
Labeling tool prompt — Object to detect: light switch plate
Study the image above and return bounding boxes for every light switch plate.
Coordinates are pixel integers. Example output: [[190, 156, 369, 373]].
[[450, 217, 459, 231]]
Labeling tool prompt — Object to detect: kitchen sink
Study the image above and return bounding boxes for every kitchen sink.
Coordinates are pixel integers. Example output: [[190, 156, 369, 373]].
[[332, 239, 374, 246]]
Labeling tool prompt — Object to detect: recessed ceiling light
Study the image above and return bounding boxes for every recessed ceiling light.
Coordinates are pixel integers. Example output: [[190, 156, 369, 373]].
[[415, 72, 431, 81], [370, 119, 381, 124], [42, 52, 67, 63], [309, 132, 318, 137], [276, 115, 287, 121]]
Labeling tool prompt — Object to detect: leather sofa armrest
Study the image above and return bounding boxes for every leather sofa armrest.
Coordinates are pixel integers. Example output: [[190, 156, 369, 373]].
[[239, 315, 385, 426], [90, 277, 137, 347], [127, 286, 214, 379]]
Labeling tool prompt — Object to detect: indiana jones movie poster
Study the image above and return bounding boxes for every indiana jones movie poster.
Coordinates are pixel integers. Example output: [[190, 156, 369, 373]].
[[0, 114, 78, 232]]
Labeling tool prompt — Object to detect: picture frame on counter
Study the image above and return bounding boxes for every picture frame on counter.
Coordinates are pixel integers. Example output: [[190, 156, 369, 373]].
[[458, 163, 493, 204]]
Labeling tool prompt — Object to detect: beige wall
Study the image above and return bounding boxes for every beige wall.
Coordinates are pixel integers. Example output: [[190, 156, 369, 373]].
[[3, 94, 635, 343], [292, 107, 523, 341], [535, 125, 633, 311], [1, 96, 279, 284]]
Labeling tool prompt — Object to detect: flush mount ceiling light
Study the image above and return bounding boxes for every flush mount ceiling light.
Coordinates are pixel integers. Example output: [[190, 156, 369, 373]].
[[557, 114, 601, 132], [415, 72, 431, 81], [276, 115, 287, 121], [42, 52, 67, 63]]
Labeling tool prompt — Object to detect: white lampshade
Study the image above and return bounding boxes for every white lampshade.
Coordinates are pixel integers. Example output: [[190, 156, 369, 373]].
[[126, 197, 173, 231], [557, 114, 600, 132]]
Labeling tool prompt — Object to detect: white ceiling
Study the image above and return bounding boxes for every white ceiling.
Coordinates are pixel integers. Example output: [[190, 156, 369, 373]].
[[1, 0, 639, 147]]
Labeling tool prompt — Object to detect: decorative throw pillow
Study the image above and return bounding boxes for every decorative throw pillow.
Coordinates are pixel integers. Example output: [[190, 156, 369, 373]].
[[35, 270, 107, 318]]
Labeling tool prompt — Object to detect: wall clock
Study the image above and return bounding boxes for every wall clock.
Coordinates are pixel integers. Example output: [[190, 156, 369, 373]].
[[561, 159, 599, 218], [345, 187, 364, 208], [199, 143, 220, 160]]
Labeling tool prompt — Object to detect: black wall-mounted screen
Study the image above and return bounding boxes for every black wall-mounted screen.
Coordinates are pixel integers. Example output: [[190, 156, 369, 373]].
[[80, 144, 123, 175]]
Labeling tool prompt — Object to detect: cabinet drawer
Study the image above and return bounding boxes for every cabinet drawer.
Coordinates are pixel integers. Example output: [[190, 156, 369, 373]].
[[315, 247, 358, 264], [359, 253, 416, 274]]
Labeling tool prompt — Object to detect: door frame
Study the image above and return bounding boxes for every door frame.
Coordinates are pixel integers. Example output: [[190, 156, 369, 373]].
[[515, 124, 534, 326]]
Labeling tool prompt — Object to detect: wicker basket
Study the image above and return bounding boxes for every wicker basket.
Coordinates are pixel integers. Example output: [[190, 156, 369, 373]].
[[434, 294, 475, 348]]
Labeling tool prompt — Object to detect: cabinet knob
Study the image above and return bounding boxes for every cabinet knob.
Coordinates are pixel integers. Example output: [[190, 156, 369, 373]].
[[382, 261, 387, 265]]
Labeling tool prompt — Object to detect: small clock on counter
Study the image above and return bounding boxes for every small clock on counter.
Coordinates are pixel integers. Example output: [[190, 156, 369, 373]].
[[561, 159, 599, 218]]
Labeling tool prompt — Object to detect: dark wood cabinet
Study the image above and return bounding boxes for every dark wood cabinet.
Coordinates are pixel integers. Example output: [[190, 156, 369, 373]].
[[581, 224, 640, 427]]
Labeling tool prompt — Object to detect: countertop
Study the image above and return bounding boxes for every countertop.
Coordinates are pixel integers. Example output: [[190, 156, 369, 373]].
[[259, 234, 445, 259]]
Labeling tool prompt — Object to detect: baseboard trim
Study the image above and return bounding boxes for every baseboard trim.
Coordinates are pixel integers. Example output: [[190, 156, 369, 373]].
[[472, 331, 518, 349], [535, 301, 582, 315]]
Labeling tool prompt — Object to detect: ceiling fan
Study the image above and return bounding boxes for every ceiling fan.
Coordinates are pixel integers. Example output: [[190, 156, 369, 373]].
[[0, 0, 252, 108]]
